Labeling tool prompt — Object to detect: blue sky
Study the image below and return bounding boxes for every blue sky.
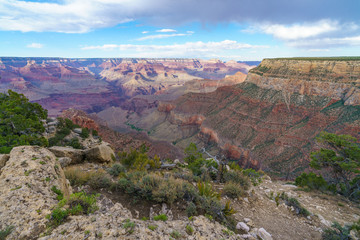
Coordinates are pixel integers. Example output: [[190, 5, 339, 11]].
[[0, 0, 359, 61]]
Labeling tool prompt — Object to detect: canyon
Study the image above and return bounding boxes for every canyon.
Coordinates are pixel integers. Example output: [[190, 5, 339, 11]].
[[0, 57, 254, 115], [117, 58, 360, 178]]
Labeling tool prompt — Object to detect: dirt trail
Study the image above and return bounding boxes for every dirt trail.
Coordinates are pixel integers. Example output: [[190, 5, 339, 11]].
[[227, 177, 360, 240]]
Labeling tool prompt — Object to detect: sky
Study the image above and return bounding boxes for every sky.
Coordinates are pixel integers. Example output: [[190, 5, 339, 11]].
[[0, 0, 359, 61]]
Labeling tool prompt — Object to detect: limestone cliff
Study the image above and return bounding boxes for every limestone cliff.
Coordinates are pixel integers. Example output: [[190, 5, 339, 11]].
[[247, 58, 360, 105]]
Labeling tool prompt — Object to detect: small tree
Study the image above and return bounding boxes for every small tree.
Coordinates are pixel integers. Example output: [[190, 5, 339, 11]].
[[310, 132, 360, 198], [0, 90, 48, 153]]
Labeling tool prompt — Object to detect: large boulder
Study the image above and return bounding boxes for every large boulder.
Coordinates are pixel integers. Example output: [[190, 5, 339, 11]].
[[48, 146, 84, 164], [0, 146, 72, 239], [0, 154, 10, 170], [84, 143, 115, 163]]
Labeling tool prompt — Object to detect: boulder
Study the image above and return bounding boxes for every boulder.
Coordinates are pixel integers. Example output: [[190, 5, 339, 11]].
[[0, 146, 72, 239], [73, 128, 82, 134], [48, 146, 84, 164], [257, 228, 273, 240], [58, 157, 72, 168], [237, 222, 250, 233], [84, 143, 114, 163], [0, 154, 10, 170]]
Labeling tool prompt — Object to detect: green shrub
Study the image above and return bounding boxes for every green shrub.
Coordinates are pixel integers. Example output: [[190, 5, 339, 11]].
[[122, 219, 135, 234], [242, 168, 264, 186], [280, 192, 310, 217], [64, 168, 107, 187], [47, 207, 69, 227], [148, 225, 158, 231], [322, 222, 354, 240], [223, 171, 250, 190], [0, 90, 48, 153], [186, 225, 194, 235], [92, 129, 98, 136], [153, 214, 168, 221], [197, 182, 220, 200], [118, 149, 160, 171], [67, 137, 83, 149], [51, 186, 64, 201], [170, 230, 181, 239], [223, 182, 246, 199], [0, 226, 14, 240], [295, 172, 329, 191], [88, 174, 111, 190], [80, 128, 90, 139], [107, 164, 126, 177]]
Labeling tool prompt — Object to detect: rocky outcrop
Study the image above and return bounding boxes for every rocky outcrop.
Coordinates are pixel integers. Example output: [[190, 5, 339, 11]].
[[0, 146, 72, 239], [248, 58, 360, 105], [84, 143, 115, 163], [48, 146, 84, 164]]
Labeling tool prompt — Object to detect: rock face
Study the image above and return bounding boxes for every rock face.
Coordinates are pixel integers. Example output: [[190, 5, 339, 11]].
[[0, 57, 254, 115], [131, 59, 360, 178], [84, 143, 115, 163], [0, 146, 72, 239], [0, 154, 9, 171], [248, 58, 360, 105], [48, 146, 84, 164]]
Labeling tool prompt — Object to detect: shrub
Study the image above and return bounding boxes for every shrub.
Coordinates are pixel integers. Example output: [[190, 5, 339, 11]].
[[295, 172, 329, 191], [80, 128, 90, 139], [119, 149, 160, 171], [148, 225, 158, 231], [47, 207, 69, 227], [107, 164, 126, 177], [186, 225, 194, 235], [280, 192, 310, 217], [242, 168, 263, 186], [223, 171, 250, 190], [64, 168, 102, 186], [170, 230, 181, 239], [0, 226, 14, 240], [322, 222, 354, 240], [67, 137, 83, 149], [92, 129, 98, 136], [88, 173, 111, 190], [222, 201, 236, 217], [186, 202, 197, 217], [153, 214, 168, 221], [223, 182, 246, 199], [51, 186, 64, 201], [122, 219, 135, 234], [62, 192, 99, 215], [197, 182, 220, 200]]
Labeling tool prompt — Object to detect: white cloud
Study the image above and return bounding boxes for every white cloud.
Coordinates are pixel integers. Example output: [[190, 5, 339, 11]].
[[142, 31, 149, 34], [81, 40, 268, 58], [136, 32, 191, 41], [260, 20, 339, 40], [289, 35, 360, 48], [27, 43, 43, 48], [156, 29, 176, 33]]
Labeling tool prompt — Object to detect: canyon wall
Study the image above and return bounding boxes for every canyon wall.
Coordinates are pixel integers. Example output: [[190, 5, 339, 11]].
[[135, 58, 360, 178], [0, 57, 252, 115]]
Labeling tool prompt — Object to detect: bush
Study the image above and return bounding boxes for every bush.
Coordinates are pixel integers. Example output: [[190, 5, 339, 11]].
[[186, 202, 197, 217], [197, 182, 220, 200], [64, 168, 105, 186], [119, 149, 160, 171], [122, 219, 135, 234], [295, 172, 329, 191], [280, 192, 310, 217], [223, 182, 246, 199], [322, 222, 354, 240], [51, 186, 64, 201], [88, 173, 111, 190], [170, 230, 181, 239], [67, 137, 83, 149], [153, 214, 168, 221], [0, 90, 48, 153], [186, 225, 194, 235], [61, 192, 99, 215], [80, 128, 90, 139], [47, 207, 69, 227], [107, 163, 126, 177], [223, 171, 250, 190], [148, 225, 158, 231]]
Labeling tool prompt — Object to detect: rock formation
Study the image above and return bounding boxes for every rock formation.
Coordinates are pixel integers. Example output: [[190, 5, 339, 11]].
[[128, 58, 360, 178]]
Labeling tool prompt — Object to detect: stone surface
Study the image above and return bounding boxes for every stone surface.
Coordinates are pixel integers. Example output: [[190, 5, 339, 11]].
[[0, 154, 10, 170], [0, 146, 72, 240], [58, 157, 72, 168], [84, 143, 115, 163], [48, 146, 84, 164], [257, 228, 273, 240], [237, 222, 250, 232]]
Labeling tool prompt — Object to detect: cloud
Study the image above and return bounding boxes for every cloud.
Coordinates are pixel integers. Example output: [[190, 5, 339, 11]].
[[142, 31, 149, 34], [81, 40, 268, 58], [0, 0, 359, 34], [260, 20, 338, 40], [136, 32, 191, 41], [26, 43, 43, 48], [288, 35, 360, 48], [156, 29, 176, 33]]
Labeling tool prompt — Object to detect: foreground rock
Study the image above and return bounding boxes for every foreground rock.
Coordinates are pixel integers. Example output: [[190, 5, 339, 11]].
[[0, 154, 9, 170], [48, 146, 84, 164], [84, 143, 115, 163], [0, 146, 72, 239]]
